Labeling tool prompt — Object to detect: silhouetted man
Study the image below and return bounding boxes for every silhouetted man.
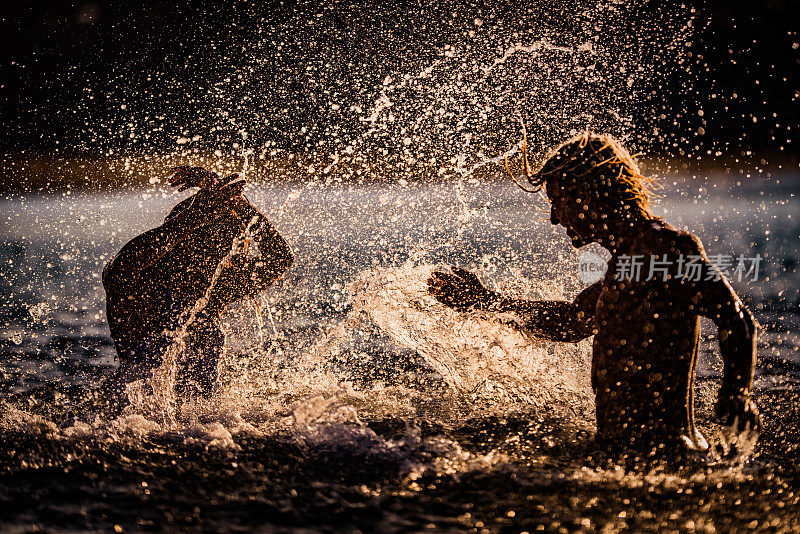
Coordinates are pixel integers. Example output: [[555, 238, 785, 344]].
[[101, 167, 293, 410]]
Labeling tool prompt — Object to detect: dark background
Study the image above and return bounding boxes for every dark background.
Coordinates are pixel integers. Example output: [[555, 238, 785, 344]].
[[0, 0, 797, 162]]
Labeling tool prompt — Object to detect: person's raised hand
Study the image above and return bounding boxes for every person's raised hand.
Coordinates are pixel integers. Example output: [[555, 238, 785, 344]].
[[427, 266, 494, 312], [169, 166, 220, 192]]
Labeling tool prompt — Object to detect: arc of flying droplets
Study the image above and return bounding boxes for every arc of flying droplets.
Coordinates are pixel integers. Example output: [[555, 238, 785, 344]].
[[276, 39, 588, 213], [244, 39, 599, 383], [442, 40, 593, 258], [271, 40, 591, 274]]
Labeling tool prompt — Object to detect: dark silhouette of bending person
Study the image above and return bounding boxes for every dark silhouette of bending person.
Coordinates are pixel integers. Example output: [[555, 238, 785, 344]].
[[428, 133, 759, 455], [101, 167, 293, 408]]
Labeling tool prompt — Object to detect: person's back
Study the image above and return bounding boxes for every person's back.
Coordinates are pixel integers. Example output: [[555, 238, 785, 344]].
[[591, 223, 725, 449], [105, 204, 258, 349]]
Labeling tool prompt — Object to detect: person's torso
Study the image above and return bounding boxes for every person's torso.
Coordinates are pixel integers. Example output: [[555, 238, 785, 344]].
[[590, 246, 703, 445]]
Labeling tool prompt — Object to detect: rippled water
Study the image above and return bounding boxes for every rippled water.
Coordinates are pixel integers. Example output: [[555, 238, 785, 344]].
[[1, 176, 799, 531]]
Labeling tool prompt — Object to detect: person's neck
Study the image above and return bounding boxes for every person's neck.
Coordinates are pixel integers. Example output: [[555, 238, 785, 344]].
[[600, 216, 662, 256]]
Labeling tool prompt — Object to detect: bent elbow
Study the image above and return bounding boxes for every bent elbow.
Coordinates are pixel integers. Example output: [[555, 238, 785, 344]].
[[279, 245, 294, 274], [521, 306, 596, 343], [251, 246, 293, 290], [269, 245, 293, 282], [261, 231, 293, 276]]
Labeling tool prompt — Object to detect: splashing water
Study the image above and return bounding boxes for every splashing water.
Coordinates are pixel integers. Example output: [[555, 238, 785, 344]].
[[5, 3, 800, 530], [346, 264, 593, 417], [3, 176, 800, 531]]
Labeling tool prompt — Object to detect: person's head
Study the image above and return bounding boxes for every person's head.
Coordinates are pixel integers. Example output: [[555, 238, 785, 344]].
[[526, 132, 658, 248]]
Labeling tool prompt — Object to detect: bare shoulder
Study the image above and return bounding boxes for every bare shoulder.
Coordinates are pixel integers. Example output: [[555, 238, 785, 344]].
[[671, 230, 705, 256], [644, 223, 705, 256]]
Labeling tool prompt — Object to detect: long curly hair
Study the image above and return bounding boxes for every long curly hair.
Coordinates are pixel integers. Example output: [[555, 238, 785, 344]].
[[524, 132, 659, 219]]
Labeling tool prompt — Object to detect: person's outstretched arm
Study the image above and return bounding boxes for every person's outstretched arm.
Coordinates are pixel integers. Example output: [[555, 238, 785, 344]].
[[428, 267, 599, 342]]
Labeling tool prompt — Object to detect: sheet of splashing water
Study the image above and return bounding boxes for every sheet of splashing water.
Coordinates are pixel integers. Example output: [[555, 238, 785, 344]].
[[345, 264, 594, 415]]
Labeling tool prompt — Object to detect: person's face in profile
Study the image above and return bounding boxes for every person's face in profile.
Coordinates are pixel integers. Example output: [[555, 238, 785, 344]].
[[545, 179, 599, 249]]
